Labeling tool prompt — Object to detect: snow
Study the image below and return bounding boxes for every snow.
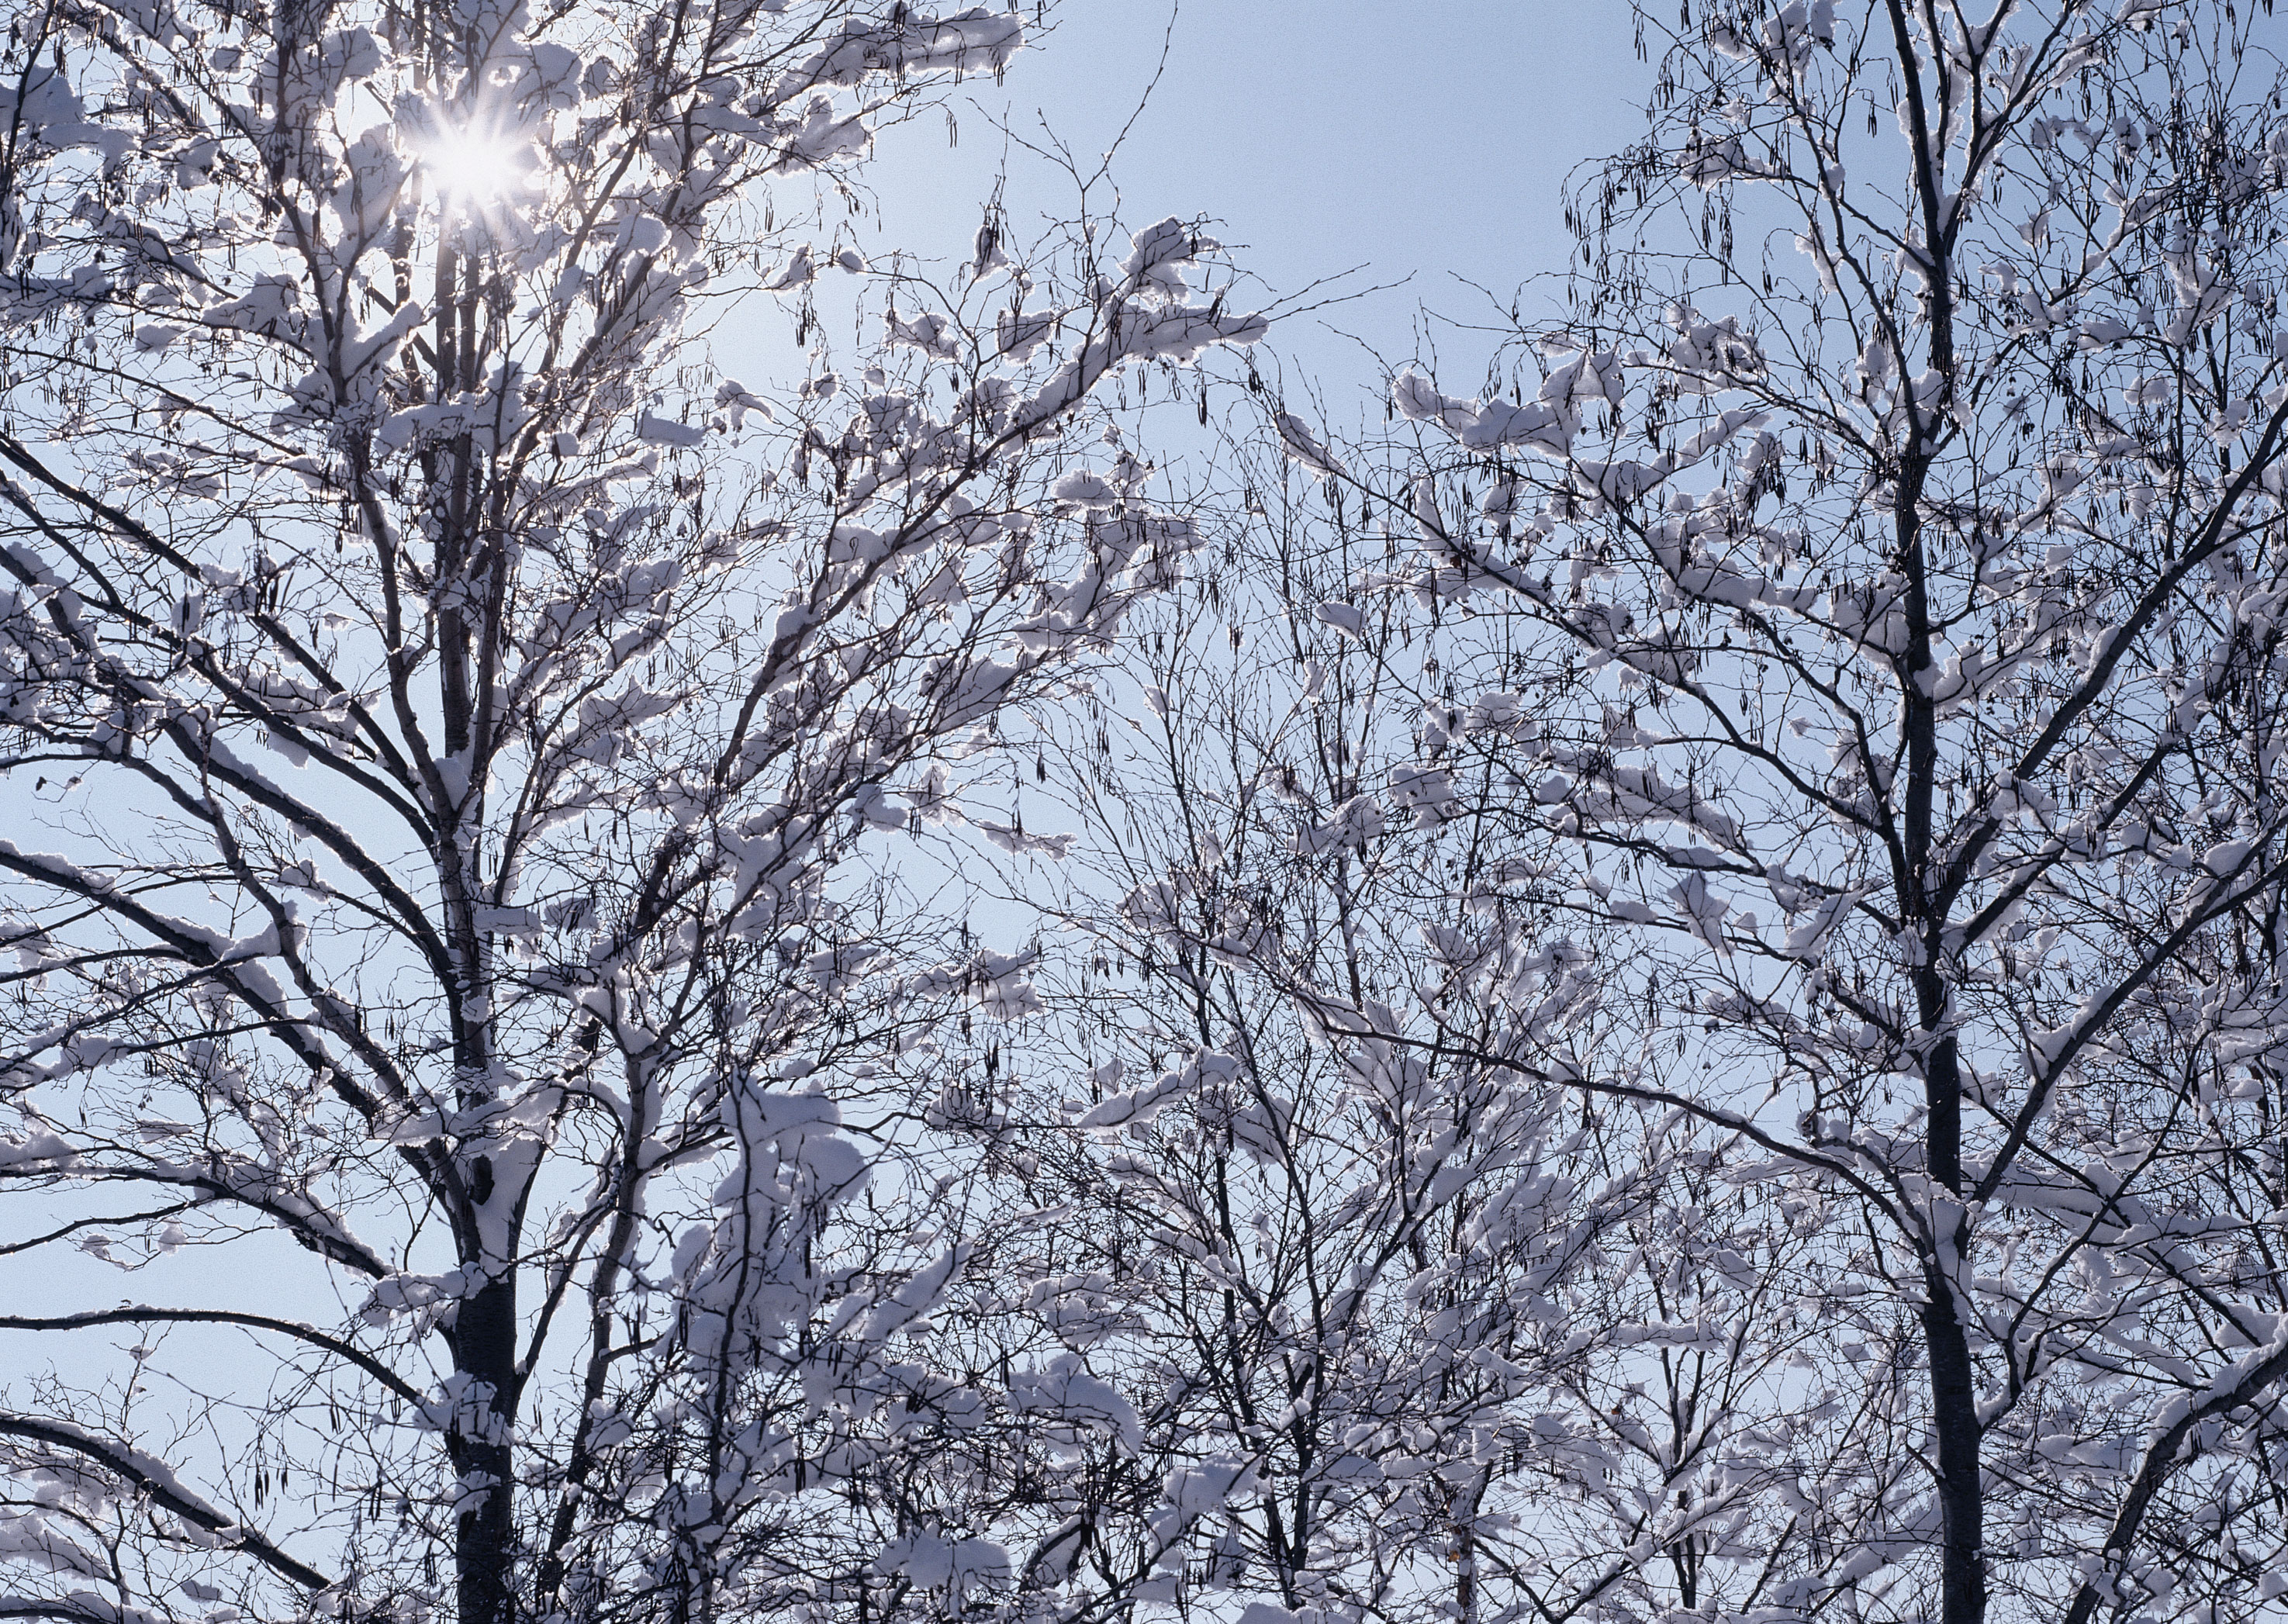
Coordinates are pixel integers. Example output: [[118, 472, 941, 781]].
[[1075, 1050, 1238, 1131]]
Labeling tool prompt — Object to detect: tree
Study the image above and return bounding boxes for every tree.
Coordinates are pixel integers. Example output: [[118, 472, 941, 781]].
[[1099, 3, 2288, 1623], [0, 4, 1263, 1624], [907, 520, 1654, 1624], [961, 418, 1861, 1624]]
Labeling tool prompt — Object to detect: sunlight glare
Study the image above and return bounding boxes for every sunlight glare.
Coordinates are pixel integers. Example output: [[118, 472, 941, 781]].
[[424, 127, 532, 204]]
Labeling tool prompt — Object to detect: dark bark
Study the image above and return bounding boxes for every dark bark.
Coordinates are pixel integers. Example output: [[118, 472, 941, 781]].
[[1881, 5, 1987, 1618], [452, 1273, 522, 1624]]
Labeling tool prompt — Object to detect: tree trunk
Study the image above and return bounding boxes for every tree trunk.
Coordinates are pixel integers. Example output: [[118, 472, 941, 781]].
[[1919, 1262, 1988, 1624], [455, 1271, 520, 1624]]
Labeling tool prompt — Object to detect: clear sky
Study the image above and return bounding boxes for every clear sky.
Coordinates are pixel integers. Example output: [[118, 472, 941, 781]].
[[766, 1, 1645, 402]]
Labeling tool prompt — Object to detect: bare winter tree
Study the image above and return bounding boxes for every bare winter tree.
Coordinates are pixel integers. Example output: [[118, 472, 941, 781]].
[[0, 5, 1266, 1624], [1066, 3, 2288, 1624], [890, 506, 1660, 1624], [939, 415, 1882, 1624]]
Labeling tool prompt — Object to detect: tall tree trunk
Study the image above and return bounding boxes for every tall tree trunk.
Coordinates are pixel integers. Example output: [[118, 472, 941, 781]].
[[1885, 0, 1986, 1608]]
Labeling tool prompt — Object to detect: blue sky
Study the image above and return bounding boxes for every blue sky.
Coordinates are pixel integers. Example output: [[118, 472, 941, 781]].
[[817, 2, 1642, 395]]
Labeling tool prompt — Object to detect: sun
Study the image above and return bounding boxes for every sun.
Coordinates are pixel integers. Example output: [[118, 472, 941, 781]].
[[422, 126, 534, 205]]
